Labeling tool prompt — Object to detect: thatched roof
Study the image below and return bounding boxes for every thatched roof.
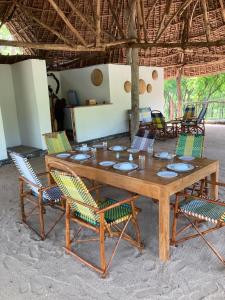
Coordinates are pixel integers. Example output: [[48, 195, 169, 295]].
[[1, 0, 225, 78]]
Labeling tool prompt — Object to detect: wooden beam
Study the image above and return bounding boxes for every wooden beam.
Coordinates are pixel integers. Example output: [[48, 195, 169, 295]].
[[47, 0, 87, 47], [0, 39, 104, 52], [107, 0, 125, 39], [155, 0, 172, 41], [140, 0, 148, 41], [0, 0, 17, 29], [145, 0, 158, 23], [201, 0, 210, 43], [176, 68, 183, 118], [96, 0, 101, 46], [219, 0, 225, 23], [155, 0, 195, 42], [64, 0, 96, 34]]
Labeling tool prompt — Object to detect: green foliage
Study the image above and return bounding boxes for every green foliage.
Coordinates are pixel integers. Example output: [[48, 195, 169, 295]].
[[0, 24, 23, 55]]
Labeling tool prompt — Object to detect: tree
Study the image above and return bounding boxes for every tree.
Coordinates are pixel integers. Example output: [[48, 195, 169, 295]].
[[0, 24, 23, 55]]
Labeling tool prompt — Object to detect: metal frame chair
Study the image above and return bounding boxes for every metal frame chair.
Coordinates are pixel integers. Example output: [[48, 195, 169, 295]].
[[10, 152, 65, 240], [175, 133, 204, 158], [171, 181, 225, 266], [151, 110, 176, 139], [49, 162, 143, 277], [43, 131, 72, 154]]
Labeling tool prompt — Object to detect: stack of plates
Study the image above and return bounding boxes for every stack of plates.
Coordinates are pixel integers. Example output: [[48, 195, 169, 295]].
[[167, 163, 194, 172], [71, 153, 91, 161], [109, 145, 127, 152]]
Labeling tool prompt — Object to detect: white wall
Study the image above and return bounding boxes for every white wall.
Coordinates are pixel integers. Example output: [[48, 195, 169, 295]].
[[0, 107, 7, 160], [12, 60, 51, 149], [60, 64, 110, 105], [0, 64, 21, 147]]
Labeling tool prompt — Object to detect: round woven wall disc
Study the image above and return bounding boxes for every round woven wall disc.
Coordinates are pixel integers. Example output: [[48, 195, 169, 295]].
[[152, 70, 158, 80], [147, 83, 152, 93], [124, 81, 131, 93], [91, 69, 103, 86], [139, 79, 146, 94]]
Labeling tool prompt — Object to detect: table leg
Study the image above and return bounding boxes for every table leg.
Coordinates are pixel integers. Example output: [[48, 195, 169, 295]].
[[210, 164, 219, 199], [159, 191, 170, 261]]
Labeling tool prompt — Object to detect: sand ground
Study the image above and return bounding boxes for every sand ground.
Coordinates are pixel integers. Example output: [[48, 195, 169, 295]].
[[0, 124, 224, 300]]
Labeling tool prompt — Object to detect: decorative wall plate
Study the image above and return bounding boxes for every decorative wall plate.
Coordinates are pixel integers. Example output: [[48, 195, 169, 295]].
[[124, 81, 131, 93], [139, 79, 146, 94], [147, 83, 152, 93], [91, 69, 103, 86], [152, 70, 158, 80]]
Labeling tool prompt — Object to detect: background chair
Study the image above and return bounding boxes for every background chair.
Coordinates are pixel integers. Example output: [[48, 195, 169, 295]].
[[50, 162, 143, 277], [132, 128, 155, 151], [10, 152, 64, 240], [151, 110, 176, 138], [175, 133, 204, 158], [171, 181, 225, 266], [43, 131, 72, 154], [181, 102, 208, 134]]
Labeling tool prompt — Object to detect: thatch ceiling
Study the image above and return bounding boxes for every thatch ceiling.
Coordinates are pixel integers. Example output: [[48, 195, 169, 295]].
[[1, 0, 225, 78]]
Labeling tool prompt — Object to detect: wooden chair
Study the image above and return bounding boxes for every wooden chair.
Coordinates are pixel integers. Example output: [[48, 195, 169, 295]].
[[176, 133, 204, 158], [43, 131, 72, 154], [131, 128, 155, 151], [151, 110, 176, 139], [181, 102, 208, 135], [10, 152, 65, 240], [49, 162, 143, 277], [171, 181, 225, 266]]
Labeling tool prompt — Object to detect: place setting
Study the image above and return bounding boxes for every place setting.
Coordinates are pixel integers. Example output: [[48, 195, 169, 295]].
[[157, 162, 195, 178]]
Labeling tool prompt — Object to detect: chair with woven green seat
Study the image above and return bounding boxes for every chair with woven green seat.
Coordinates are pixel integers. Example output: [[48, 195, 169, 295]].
[[171, 181, 225, 266], [49, 162, 143, 277], [43, 131, 72, 154], [176, 133, 204, 158], [151, 110, 176, 139]]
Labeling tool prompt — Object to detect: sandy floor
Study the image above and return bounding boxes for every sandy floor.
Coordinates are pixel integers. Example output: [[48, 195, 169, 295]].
[[0, 124, 225, 300]]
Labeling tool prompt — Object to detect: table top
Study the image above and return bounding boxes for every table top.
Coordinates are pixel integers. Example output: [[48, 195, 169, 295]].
[[45, 149, 219, 198]]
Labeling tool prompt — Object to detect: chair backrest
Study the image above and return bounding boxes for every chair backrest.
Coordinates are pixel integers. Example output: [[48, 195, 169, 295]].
[[176, 133, 204, 158], [151, 110, 165, 129], [10, 152, 42, 195], [197, 102, 208, 124], [43, 131, 72, 154], [51, 168, 99, 225], [183, 105, 195, 121], [128, 107, 152, 123], [132, 128, 155, 151]]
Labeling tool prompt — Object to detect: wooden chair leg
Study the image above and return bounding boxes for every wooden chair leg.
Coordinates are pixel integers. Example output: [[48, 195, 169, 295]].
[[38, 195, 45, 240], [65, 202, 71, 252], [19, 180, 26, 223], [171, 195, 180, 245], [99, 213, 106, 276]]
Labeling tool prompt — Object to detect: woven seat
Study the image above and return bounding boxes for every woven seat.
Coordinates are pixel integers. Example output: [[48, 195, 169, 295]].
[[10, 152, 64, 240], [180, 199, 225, 224], [49, 162, 143, 277], [43, 131, 72, 154], [151, 110, 176, 139]]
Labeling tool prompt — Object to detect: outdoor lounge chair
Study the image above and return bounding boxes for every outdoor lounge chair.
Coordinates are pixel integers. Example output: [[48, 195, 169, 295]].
[[151, 110, 176, 138], [171, 181, 225, 266], [50, 162, 143, 277], [181, 102, 208, 134], [10, 152, 65, 240], [131, 127, 155, 151], [43, 131, 72, 154]]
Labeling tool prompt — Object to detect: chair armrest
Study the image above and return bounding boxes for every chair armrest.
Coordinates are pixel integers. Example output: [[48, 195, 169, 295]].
[[206, 180, 225, 187], [65, 196, 99, 212], [178, 191, 225, 207], [39, 184, 58, 193], [88, 184, 104, 192], [36, 171, 50, 177], [96, 195, 140, 214], [19, 176, 40, 189]]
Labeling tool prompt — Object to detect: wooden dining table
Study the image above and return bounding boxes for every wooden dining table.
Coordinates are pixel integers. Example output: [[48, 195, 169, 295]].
[[45, 149, 219, 262]]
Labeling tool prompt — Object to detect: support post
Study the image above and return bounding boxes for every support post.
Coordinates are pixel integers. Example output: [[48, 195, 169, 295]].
[[176, 68, 183, 118]]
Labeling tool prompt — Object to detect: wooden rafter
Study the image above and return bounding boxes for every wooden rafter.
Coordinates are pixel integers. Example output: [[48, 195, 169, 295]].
[[140, 0, 147, 41], [47, 0, 87, 47], [0, 39, 104, 52], [219, 0, 225, 22], [201, 0, 211, 42], [145, 0, 158, 23], [155, 0, 173, 41], [107, 0, 125, 39], [96, 0, 101, 46], [0, 0, 17, 29]]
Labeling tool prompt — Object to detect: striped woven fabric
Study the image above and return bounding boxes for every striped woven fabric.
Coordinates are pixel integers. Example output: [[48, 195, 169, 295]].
[[151, 111, 165, 129], [180, 198, 225, 224], [44, 131, 72, 154], [132, 128, 155, 151], [183, 105, 195, 121], [176, 133, 204, 158], [10, 152, 61, 202], [51, 170, 132, 226]]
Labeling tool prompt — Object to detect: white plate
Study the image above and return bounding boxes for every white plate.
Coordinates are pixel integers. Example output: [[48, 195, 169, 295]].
[[157, 170, 178, 178], [56, 153, 71, 158], [178, 156, 195, 161], [109, 145, 127, 152], [99, 161, 116, 167], [154, 152, 175, 160], [167, 163, 194, 172], [113, 162, 138, 171], [75, 146, 93, 152], [71, 153, 91, 161], [127, 148, 139, 153], [93, 144, 103, 149]]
